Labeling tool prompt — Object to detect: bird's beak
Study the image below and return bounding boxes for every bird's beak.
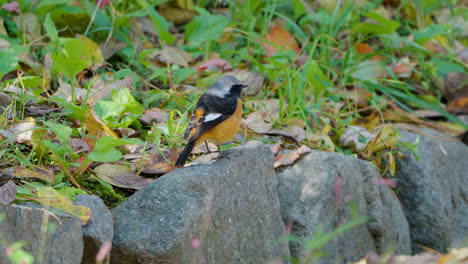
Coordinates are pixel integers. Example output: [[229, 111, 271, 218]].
[[241, 84, 248, 89]]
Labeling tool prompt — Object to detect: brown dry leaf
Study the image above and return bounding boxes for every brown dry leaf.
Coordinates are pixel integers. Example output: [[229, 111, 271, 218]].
[[244, 99, 280, 122], [274, 145, 312, 168], [158, 2, 197, 25], [265, 125, 307, 144], [25, 104, 61, 117], [262, 21, 300, 57], [155, 46, 193, 67], [243, 112, 273, 133], [4, 165, 55, 184], [54, 79, 88, 102], [355, 43, 385, 60], [12, 13, 39, 42], [94, 164, 153, 190], [36, 187, 91, 225], [267, 140, 283, 155], [69, 138, 90, 154], [0, 181, 16, 205], [101, 40, 127, 60], [341, 88, 373, 107], [84, 110, 118, 147], [139, 108, 170, 126], [228, 70, 264, 95], [136, 149, 179, 174], [351, 112, 381, 131], [12, 117, 35, 145], [391, 57, 416, 78]]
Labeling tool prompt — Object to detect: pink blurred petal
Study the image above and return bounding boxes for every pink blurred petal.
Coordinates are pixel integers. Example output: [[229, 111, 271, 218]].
[[191, 238, 200, 249], [98, 0, 112, 8], [95, 241, 112, 261], [197, 59, 232, 72], [373, 178, 397, 187], [2, 2, 20, 14], [334, 176, 343, 207]]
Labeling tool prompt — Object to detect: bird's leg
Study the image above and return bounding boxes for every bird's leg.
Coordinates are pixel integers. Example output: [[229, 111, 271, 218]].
[[217, 144, 222, 159], [205, 140, 211, 153]]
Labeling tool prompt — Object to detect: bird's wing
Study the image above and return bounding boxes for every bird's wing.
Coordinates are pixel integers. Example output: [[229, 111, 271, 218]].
[[183, 94, 237, 142]]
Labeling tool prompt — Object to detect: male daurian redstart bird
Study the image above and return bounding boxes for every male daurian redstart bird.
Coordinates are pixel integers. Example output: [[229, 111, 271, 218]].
[[175, 75, 247, 166]]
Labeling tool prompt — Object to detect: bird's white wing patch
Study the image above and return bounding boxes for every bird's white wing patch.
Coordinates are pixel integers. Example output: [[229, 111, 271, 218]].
[[204, 113, 222, 122]]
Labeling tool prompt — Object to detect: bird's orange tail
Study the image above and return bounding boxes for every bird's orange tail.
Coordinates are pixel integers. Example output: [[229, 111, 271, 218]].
[[175, 141, 195, 167]]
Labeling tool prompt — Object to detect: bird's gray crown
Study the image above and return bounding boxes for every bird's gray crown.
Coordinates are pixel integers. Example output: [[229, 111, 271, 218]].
[[206, 75, 241, 97]]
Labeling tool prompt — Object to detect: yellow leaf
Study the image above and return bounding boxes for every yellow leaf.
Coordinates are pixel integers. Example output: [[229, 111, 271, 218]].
[[36, 187, 91, 224], [84, 110, 118, 147], [364, 127, 398, 153], [387, 152, 396, 176]]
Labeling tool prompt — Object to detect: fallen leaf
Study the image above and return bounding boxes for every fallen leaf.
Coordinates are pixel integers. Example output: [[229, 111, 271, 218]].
[[355, 43, 385, 60], [136, 148, 179, 174], [228, 70, 264, 95], [115, 127, 136, 138], [264, 125, 307, 144], [94, 164, 153, 190], [351, 112, 381, 131], [12, 117, 35, 145], [364, 127, 398, 153], [391, 57, 416, 78], [54, 79, 88, 103], [4, 165, 55, 184], [101, 40, 127, 60], [13, 13, 39, 41], [350, 60, 387, 83], [25, 104, 61, 117], [243, 112, 273, 133], [69, 138, 90, 154], [0, 181, 16, 205], [36, 187, 91, 224], [274, 145, 312, 168], [84, 110, 118, 147], [262, 21, 300, 57], [244, 99, 280, 122], [197, 58, 232, 72], [267, 140, 283, 155], [155, 46, 192, 67], [158, 2, 197, 25], [340, 125, 377, 151], [139, 108, 169, 126]]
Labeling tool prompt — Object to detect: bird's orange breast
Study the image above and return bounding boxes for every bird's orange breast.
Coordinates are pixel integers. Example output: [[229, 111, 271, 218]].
[[195, 98, 243, 145]]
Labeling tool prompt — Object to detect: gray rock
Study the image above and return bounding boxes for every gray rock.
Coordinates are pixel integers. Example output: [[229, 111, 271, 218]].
[[111, 141, 289, 264], [277, 151, 411, 263], [396, 129, 468, 252], [0, 203, 83, 264], [75, 195, 113, 264]]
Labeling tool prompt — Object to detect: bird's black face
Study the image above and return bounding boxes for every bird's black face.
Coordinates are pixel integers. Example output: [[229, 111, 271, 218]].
[[229, 84, 248, 97]]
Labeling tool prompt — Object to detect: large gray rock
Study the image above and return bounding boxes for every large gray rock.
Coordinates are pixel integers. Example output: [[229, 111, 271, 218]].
[[277, 151, 411, 263], [111, 141, 289, 264], [75, 195, 113, 264], [396, 129, 468, 252], [0, 203, 83, 264]]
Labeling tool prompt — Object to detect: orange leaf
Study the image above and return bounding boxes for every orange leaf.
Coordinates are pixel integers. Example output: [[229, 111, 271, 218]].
[[262, 22, 300, 57]]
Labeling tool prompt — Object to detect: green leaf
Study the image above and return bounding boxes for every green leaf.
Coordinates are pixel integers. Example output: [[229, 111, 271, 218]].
[[43, 13, 58, 44], [352, 12, 400, 35], [413, 24, 447, 45], [136, 0, 175, 44], [173, 67, 197, 85], [95, 87, 144, 128], [51, 41, 88, 80], [21, 76, 42, 88], [185, 13, 230, 42], [0, 48, 19, 76], [305, 60, 333, 98], [44, 121, 72, 145], [88, 136, 143, 162], [430, 59, 464, 75]]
